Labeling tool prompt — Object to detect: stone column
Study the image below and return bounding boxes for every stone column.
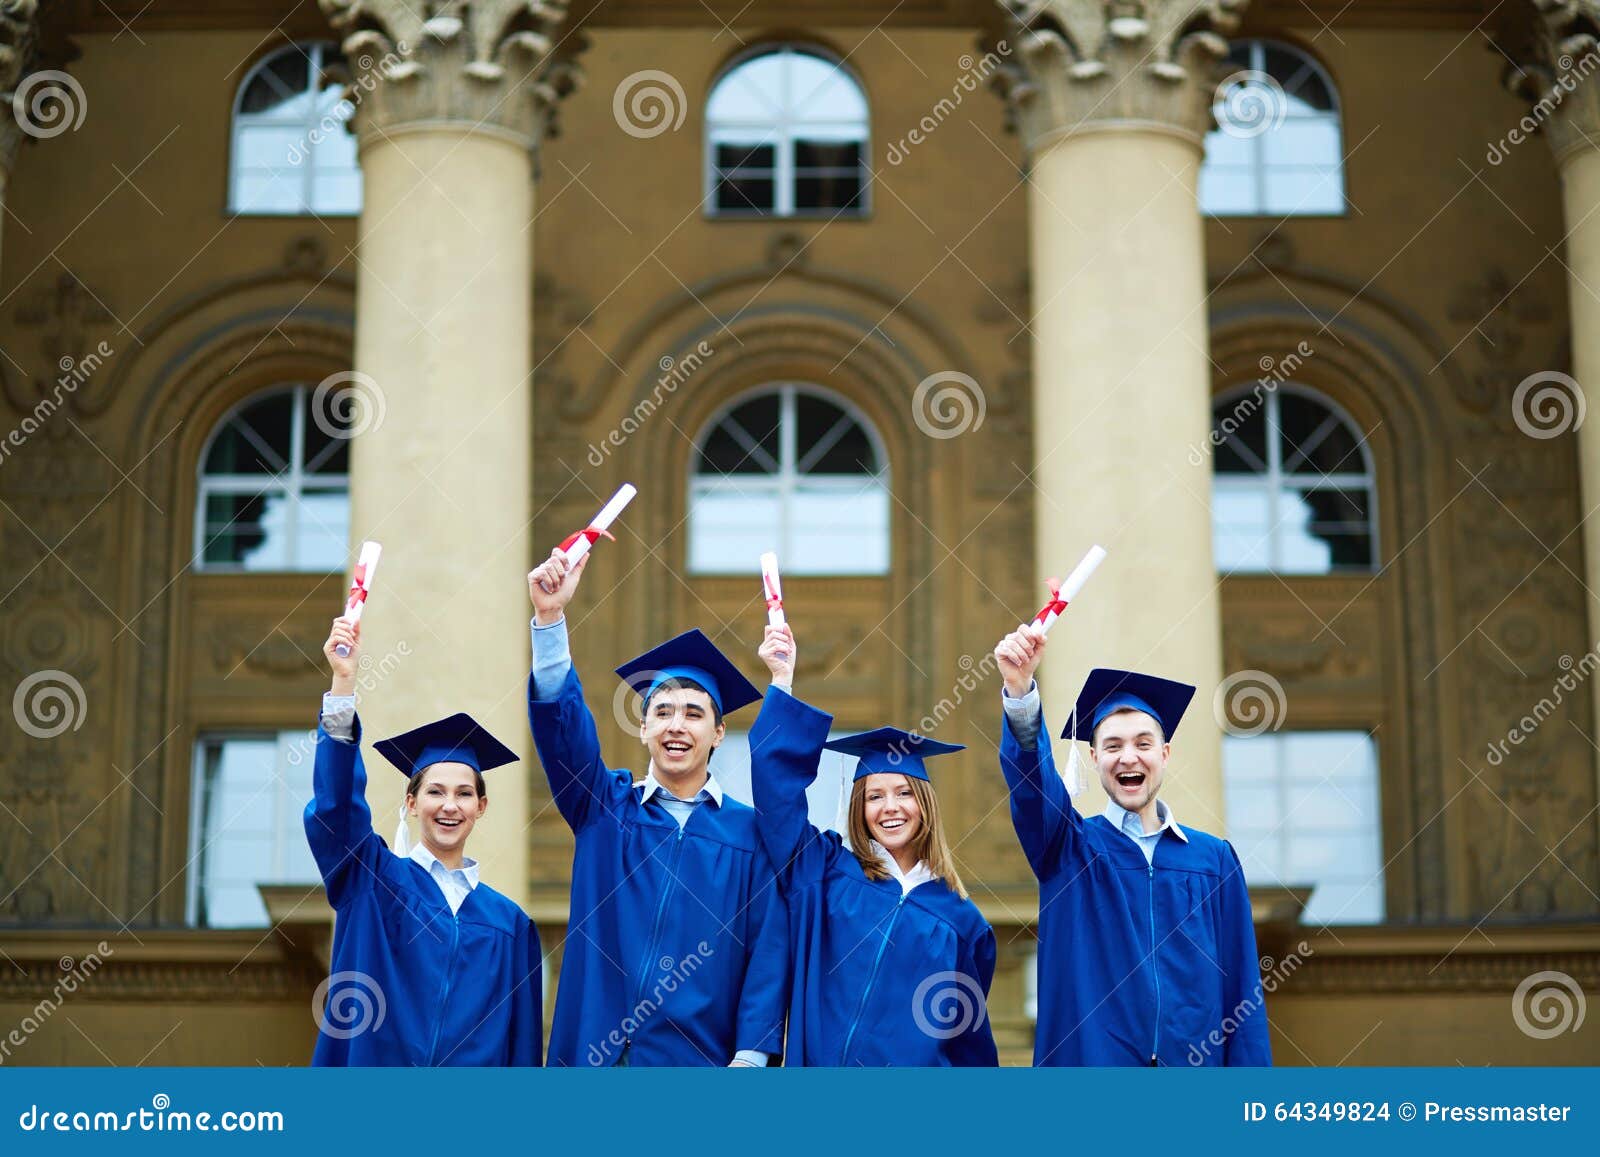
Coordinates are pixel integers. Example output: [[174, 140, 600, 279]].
[[1518, 0, 1600, 777], [319, 0, 580, 906], [993, 0, 1247, 830], [0, 0, 41, 280]]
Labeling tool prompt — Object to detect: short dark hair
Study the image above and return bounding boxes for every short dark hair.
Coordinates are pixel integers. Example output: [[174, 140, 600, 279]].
[[406, 766, 487, 800], [643, 676, 724, 728], [1091, 706, 1166, 748]]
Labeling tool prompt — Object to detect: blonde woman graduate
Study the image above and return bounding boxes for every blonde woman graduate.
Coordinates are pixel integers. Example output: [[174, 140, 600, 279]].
[[748, 623, 998, 1067], [304, 616, 543, 1066]]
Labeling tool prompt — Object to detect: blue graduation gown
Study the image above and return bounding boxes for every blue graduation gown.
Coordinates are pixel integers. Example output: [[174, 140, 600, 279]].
[[998, 712, 1272, 1067], [528, 669, 790, 1066], [750, 687, 999, 1067], [303, 718, 543, 1066]]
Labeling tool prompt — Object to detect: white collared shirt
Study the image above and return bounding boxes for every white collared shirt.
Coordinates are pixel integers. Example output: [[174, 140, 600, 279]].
[[1101, 797, 1188, 866], [639, 770, 723, 831], [408, 841, 480, 915], [870, 840, 935, 895]]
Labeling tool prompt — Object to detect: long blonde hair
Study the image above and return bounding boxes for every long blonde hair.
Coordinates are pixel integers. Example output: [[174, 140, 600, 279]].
[[847, 775, 968, 899]]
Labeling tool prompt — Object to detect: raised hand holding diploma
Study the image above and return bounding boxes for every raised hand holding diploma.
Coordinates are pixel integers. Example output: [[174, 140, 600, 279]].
[[528, 546, 589, 626], [335, 540, 381, 657], [759, 623, 796, 689], [760, 551, 787, 662], [558, 483, 636, 565], [1028, 544, 1106, 634], [323, 617, 361, 696]]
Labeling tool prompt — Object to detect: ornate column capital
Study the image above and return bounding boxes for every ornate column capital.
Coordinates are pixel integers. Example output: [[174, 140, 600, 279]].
[[0, 0, 42, 183], [991, 0, 1250, 155], [1501, 0, 1600, 169], [318, 0, 583, 152]]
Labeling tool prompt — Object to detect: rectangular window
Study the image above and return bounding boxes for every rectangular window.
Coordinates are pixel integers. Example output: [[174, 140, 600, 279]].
[[188, 731, 323, 927], [1223, 729, 1385, 925]]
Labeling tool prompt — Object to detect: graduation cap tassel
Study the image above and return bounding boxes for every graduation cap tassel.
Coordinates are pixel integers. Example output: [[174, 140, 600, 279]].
[[393, 802, 412, 856], [834, 753, 850, 840], [1063, 701, 1085, 798]]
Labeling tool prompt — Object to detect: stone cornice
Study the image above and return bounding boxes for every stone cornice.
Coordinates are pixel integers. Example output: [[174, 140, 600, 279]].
[[991, 0, 1250, 155], [317, 0, 583, 151], [1501, 0, 1600, 168]]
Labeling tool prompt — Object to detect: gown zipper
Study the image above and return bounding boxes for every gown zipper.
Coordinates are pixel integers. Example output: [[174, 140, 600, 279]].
[[839, 892, 907, 1065]]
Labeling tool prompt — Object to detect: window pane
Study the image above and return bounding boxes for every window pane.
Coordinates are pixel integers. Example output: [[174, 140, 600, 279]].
[[787, 481, 889, 574], [795, 174, 864, 212], [232, 172, 304, 214], [716, 142, 775, 169], [1199, 166, 1257, 216], [714, 173, 775, 213], [688, 482, 784, 572], [310, 171, 362, 216], [1262, 117, 1341, 167], [239, 51, 310, 114], [296, 488, 351, 569], [1202, 128, 1254, 168], [203, 491, 288, 569], [1263, 167, 1344, 215], [795, 139, 861, 169], [1212, 485, 1274, 571], [795, 393, 876, 474], [235, 125, 306, 172], [788, 54, 869, 122], [1223, 731, 1384, 925]]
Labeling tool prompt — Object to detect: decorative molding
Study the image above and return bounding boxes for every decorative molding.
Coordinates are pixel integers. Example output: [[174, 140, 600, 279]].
[[318, 0, 584, 150], [1500, 0, 1600, 168], [991, 0, 1249, 154]]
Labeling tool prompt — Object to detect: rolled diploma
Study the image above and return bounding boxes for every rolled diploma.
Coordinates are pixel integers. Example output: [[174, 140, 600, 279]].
[[760, 552, 786, 627], [336, 540, 382, 657], [561, 483, 637, 564], [1034, 544, 1107, 633]]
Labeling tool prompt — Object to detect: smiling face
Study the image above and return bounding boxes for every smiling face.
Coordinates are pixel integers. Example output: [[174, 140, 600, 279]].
[[1092, 708, 1169, 817], [859, 772, 924, 857], [406, 762, 487, 856], [640, 682, 724, 781]]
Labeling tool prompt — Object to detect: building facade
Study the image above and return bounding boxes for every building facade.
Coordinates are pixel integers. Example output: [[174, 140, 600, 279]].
[[0, 0, 1596, 1066]]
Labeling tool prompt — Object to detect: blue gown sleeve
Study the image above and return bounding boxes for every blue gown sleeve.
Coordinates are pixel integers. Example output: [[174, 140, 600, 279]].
[[302, 714, 389, 908], [747, 686, 837, 889], [507, 914, 545, 1066], [998, 707, 1080, 880], [735, 856, 790, 1059], [949, 923, 1001, 1067], [1220, 842, 1273, 1066], [527, 666, 630, 832]]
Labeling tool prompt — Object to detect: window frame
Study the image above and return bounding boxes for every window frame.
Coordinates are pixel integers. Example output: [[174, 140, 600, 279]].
[[1202, 37, 1346, 218], [229, 40, 361, 217], [1211, 382, 1379, 574], [703, 44, 872, 220], [193, 384, 351, 574], [687, 382, 890, 576]]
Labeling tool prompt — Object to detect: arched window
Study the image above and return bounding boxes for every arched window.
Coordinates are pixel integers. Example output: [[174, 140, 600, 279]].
[[706, 45, 869, 217], [230, 42, 361, 215], [196, 385, 351, 571], [1201, 39, 1344, 216], [1211, 384, 1377, 573], [689, 384, 888, 574]]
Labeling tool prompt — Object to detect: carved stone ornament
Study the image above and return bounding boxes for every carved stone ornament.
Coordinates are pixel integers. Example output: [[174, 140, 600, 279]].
[[318, 0, 583, 149], [990, 0, 1249, 154], [0, 0, 41, 180], [1502, 1, 1600, 167]]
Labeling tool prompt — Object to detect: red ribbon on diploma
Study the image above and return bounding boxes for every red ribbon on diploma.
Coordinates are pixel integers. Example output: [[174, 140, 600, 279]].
[[1032, 577, 1066, 627], [763, 577, 783, 615], [558, 525, 617, 554]]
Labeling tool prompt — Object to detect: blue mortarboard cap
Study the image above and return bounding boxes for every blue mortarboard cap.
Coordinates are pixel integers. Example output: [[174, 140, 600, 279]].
[[372, 712, 518, 776], [614, 628, 762, 717], [1064, 669, 1196, 743], [823, 727, 965, 783]]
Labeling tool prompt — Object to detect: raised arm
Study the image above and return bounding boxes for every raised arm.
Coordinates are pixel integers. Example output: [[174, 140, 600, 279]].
[[994, 626, 1080, 879], [525, 548, 628, 831], [749, 624, 839, 888], [303, 617, 388, 906]]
